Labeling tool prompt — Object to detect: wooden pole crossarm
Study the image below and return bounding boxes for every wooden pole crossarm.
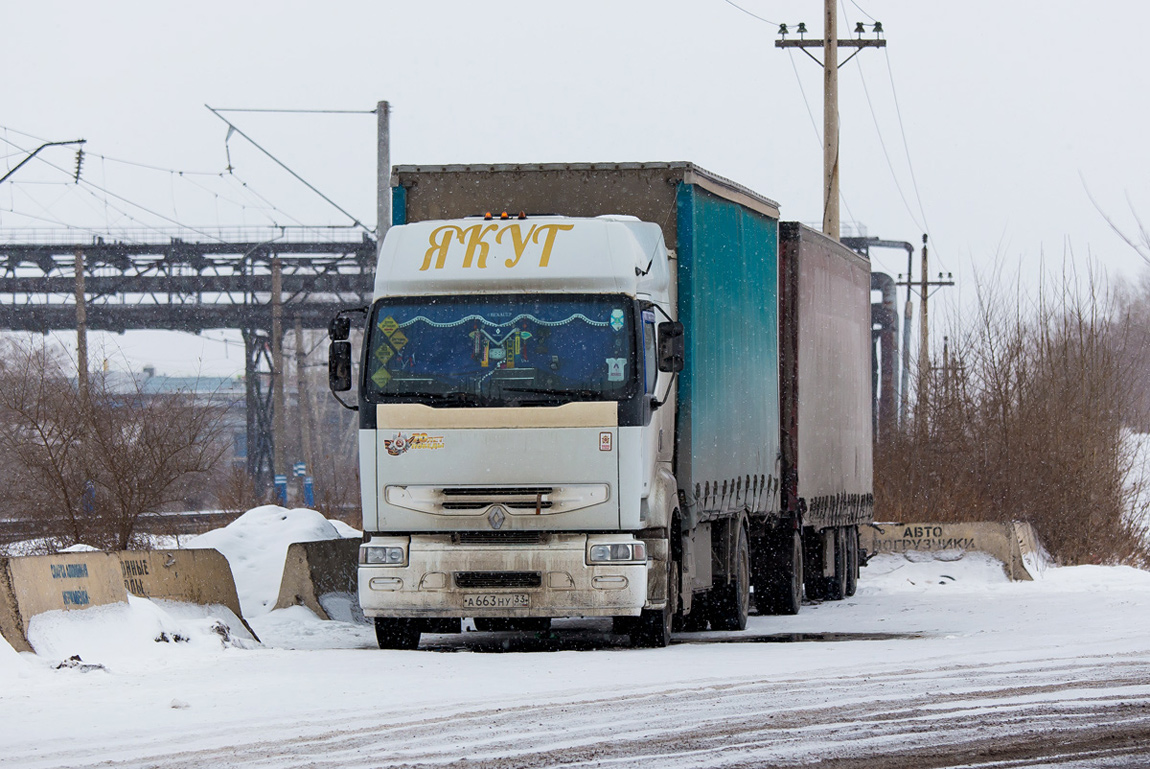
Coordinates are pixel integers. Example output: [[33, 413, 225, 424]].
[[775, 39, 887, 49]]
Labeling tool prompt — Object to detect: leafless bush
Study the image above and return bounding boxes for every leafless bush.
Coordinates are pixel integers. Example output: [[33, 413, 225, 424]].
[[213, 464, 265, 516], [877, 264, 1150, 566], [0, 340, 230, 551]]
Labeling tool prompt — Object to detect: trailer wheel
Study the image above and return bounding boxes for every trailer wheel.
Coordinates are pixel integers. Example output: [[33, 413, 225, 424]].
[[845, 526, 859, 597], [754, 528, 803, 615], [374, 618, 421, 650], [802, 528, 827, 601], [709, 525, 749, 631], [824, 527, 848, 601], [630, 555, 677, 648]]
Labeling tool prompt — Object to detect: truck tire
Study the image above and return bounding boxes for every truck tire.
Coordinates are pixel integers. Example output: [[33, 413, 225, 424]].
[[802, 528, 827, 601], [804, 527, 848, 601], [374, 618, 421, 650], [753, 528, 802, 615], [709, 525, 749, 631], [845, 526, 859, 597], [824, 527, 848, 601], [631, 556, 677, 648]]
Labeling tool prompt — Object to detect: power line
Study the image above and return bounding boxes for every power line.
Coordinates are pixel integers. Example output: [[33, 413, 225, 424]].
[[837, 2, 943, 269], [849, 0, 877, 23], [786, 51, 860, 232], [720, 0, 776, 26], [883, 48, 936, 261], [851, 52, 925, 232]]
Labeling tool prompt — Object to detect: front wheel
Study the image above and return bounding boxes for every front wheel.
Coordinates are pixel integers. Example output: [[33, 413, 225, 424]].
[[374, 618, 421, 650], [709, 524, 750, 631]]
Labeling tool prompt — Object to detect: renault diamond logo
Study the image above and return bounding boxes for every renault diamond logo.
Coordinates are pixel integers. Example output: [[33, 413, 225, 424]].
[[488, 506, 506, 530]]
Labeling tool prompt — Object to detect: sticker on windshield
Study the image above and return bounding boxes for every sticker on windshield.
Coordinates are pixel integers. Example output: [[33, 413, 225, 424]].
[[609, 309, 625, 332], [606, 358, 626, 382]]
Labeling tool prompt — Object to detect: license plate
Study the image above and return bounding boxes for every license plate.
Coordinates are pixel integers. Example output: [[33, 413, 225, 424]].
[[462, 593, 530, 609]]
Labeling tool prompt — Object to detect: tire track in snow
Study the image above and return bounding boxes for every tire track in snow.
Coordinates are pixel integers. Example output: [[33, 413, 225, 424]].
[[20, 656, 1150, 769]]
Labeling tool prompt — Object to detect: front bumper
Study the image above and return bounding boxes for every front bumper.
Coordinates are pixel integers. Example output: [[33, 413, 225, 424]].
[[359, 533, 648, 618]]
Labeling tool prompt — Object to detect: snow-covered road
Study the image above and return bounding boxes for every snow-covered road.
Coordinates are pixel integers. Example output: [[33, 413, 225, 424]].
[[3, 552, 1150, 768]]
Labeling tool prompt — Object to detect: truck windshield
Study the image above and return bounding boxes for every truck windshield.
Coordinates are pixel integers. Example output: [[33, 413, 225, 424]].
[[363, 294, 638, 405]]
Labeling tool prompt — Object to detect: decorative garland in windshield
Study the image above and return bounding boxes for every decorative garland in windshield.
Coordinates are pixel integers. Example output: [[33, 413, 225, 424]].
[[395, 312, 610, 330]]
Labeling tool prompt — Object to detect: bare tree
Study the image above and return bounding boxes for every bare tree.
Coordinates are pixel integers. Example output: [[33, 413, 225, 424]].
[[0, 340, 230, 551], [876, 263, 1149, 566]]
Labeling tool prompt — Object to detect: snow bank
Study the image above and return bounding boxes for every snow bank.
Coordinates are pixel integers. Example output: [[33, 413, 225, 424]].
[[26, 594, 255, 670], [0, 632, 27, 681], [860, 551, 1011, 593], [185, 505, 357, 618]]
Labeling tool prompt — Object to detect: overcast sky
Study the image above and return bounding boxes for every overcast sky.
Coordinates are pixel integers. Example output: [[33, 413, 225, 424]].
[[3, 1, 1148, 375]]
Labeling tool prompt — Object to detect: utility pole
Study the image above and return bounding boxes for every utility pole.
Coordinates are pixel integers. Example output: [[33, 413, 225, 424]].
[[901, 244, 913, 426], [295, 317, 315, 481], [271, 256, 287, 502], [776, 7, 885, 241], [377, 100, 391, 243], [918, 235, 930, 419], [74, 249, 88, 403], [896, 234, 954, 425], [822, 1, 839, 239]]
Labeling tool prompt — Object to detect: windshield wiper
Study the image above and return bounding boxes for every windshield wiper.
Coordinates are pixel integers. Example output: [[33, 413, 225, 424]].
[[501, 386, 606, 400], [423, 391, 487, 407]]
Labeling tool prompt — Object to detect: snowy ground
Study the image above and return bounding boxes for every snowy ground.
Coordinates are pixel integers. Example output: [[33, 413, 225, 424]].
[[2, 514, 1150, 768]]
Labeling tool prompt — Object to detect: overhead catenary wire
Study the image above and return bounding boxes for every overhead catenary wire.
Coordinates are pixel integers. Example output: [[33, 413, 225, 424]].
[[211, 108, 377, 115], [1, 125, 320, 241], [206, 104, 372, 236]]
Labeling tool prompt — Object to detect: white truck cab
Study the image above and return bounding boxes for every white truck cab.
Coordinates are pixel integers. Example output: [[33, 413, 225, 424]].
[[334, 214, 681, 648]]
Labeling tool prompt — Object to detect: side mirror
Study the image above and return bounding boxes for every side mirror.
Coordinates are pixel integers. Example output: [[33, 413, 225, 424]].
[[657, 321, 685, 373], [329, 341, 353, 392], [329, 315, 351, 341]]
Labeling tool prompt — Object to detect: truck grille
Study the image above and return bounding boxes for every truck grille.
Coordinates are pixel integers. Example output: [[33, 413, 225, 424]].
[[385, 484, 610, 516], [454, 571, 542, 589], [441, 487, 554, 511], [456, 532, 547, 545]]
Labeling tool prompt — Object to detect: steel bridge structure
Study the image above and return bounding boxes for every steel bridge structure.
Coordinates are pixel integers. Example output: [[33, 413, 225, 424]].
[[0, 227, 376, 488]]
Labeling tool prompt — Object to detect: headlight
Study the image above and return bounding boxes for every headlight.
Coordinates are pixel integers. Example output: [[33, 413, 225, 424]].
[[588, 542, 646, 563], [363, 546, 406, 565]]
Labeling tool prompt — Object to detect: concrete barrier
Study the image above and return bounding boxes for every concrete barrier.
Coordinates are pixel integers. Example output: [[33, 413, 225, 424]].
[[273, 539, 362, 622], [861, 522, 1042, 581], [0, 548, 254, 652], [115, 550, 257, 638]]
